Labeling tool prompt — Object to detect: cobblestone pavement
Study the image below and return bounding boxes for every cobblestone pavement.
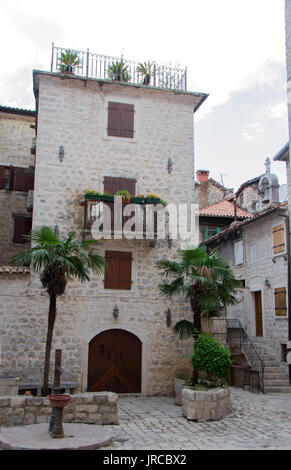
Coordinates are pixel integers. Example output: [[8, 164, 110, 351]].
[[102, 387, 291, 450]]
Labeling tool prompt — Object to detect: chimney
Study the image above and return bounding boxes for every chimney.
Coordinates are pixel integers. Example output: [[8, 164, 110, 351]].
[[196, 170, 209, 183]]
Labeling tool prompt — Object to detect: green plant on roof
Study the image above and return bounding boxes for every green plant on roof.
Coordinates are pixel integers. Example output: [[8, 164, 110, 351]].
[[58, 50, 80, 73], [136, 61, 153, 85], [107, 61, 131, 82]]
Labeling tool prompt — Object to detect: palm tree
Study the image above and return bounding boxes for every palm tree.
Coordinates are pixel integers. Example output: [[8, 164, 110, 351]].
[[157, 246, 239, 384], [58, 50, 80, 73], [107, 61, 131, 82], [11, 226, 106, 396]]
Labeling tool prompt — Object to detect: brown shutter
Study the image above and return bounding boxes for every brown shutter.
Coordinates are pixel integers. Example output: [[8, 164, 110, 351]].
[[0, 166, 5, 189], [13, 167, 27, 191], [119, 177, 136, 194], [121, 104, 134, 138], [103, 176, 121, 195], [274, 287, 287, 316], [9, 165, 14, 189], [104, 251, 132, 290], [107, 102, 122, 136], [272, 225, 285, 254], [118, 251, 132, 289]]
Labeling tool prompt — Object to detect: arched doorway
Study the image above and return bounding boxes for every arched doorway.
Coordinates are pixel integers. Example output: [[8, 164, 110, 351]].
[[87, 329, 142, 393]]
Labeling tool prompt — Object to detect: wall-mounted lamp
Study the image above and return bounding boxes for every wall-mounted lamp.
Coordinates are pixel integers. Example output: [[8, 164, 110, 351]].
[[284, 254, 288, 261], [167, 157, 173, 174], [265, 278, 271, 288], [113, 305, 119, 319], [272, 257, 276, 264], [59, 145, 64, 162], [166, 308, 172, 327]]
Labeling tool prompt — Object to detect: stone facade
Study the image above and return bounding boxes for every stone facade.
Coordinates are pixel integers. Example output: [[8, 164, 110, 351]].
[[0, 108, 35, 264], [206, 209, 289, 370], [0, 70, 206, 396], [195, 170, 233, 208], [182, 387, 232, 422], [0, 391, 118, 427]]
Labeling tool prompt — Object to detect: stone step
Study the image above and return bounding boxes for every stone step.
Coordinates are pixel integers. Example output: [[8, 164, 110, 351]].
[[264, 386, 291, 393], [264, 379, 290, 387], [264, 372, 288, 380]]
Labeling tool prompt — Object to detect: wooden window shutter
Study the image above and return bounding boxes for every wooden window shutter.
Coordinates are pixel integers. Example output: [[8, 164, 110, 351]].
[[13, 216, 31, 244], [107, 102, 122, 136], [274, 287, 287, 317], [0, 166, 5, 189], [272, 224, 285, 254], [121, 104, 134, 138], [13, 167, 27, 191], [104, 251, 132, 290], [103, 176, 121, 195]]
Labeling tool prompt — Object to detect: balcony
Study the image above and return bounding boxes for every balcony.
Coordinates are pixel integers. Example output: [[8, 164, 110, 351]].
[[51, 44, 187, 92]]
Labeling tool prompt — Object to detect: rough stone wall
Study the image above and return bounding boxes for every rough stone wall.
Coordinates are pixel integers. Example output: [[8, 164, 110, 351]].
[[0, 392, 118, 427], [0, 74, 199, 395], [238, 185, 259, 213], [0, 111, 35, 263], [221, 212, 288, 367], [196, 181, 226, 209]]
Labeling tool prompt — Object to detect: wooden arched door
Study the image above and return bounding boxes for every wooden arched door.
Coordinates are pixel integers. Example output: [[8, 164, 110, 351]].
[[87, 329, 142, 393]]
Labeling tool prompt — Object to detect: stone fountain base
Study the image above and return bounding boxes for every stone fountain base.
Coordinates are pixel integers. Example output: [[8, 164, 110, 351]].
[[0, 423, 112, 450]]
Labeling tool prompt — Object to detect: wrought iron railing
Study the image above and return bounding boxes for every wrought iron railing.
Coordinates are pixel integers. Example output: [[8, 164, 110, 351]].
[[227, 318, 265, 393], [50, 43, 187, 91]]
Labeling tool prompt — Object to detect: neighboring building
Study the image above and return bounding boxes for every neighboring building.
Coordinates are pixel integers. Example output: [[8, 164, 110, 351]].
[[0, 106, 35, 264], [202, 163, 290, 392], [0, 47, 208, 395], [195, 170, 233, 208], [235, 176, 260, 214], [198, 199, 251, 242]]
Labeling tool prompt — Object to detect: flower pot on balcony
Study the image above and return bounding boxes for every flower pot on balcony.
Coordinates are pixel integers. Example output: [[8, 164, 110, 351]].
[[131, 197, 146, 204], [85, 194, 102, 201], [145, 198, 161, 204], [101, 195, 114, 203]]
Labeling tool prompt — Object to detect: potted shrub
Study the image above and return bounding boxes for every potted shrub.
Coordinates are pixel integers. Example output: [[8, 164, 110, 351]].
[[115, 190, 132, 203], [101, 191, 114, 202], [136, 61, 153, 85], [107, 61, 131, 82], [182, 333, 232, 422], [58, 50, 80, 74]]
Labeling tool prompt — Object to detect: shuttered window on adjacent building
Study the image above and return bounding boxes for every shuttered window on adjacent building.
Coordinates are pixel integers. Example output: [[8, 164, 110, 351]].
[[272, 224, 285, 255], [107, 102, 134, 138], [274, 287, 287, 317], [104, 251, 132, 290], [0, 165, 34, 191], [13, 216, 32, 244]]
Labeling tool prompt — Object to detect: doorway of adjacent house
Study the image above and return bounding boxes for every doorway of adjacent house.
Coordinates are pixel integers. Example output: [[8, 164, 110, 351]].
[[254, 291, 263, 336], [87, 329, 142, 393]]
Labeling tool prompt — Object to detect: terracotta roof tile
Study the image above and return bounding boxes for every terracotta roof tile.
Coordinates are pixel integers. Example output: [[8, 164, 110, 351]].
[[0, 266, 30, 274], [199, 200, 252, 219]]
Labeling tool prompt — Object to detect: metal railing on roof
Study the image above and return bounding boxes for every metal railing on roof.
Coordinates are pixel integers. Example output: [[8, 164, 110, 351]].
[[50, 43, 187, 92]]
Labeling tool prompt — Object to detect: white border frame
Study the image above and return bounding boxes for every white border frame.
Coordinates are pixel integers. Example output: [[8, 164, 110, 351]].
[[102, 96, 140, 143]]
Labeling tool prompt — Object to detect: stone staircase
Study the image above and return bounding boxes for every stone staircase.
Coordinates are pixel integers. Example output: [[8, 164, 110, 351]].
[[253, 339, 291, 393]]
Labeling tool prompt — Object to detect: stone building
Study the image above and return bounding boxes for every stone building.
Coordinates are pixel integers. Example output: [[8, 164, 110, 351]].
[[0, 106, 35, 264], [195, 170, 233, 208], [202, 164, 290, 392], [0, 48, 207, 395]]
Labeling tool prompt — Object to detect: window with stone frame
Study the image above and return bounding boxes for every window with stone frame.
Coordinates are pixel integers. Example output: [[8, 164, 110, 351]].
[[272, 224, 285, 255], [234, 239, 244, 265], [0, 165, 34, 191], [107, 102, 135, 138], [104, 251, 132, 290], [12, 216, 32, 244], [274, 287, 287, 317]]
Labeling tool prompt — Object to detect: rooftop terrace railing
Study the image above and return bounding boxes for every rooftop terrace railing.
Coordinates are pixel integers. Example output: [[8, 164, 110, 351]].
[[50, 43, 187, 92]]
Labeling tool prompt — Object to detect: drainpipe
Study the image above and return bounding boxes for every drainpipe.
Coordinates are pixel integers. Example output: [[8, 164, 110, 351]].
[[234, 196, 237, 222]]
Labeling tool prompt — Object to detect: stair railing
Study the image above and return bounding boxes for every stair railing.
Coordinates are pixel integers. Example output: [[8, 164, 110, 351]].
[[227, 318, 265, 393]]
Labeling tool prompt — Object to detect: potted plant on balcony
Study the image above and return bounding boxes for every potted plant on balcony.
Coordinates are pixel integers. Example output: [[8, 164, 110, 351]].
[[107, 61, 131, 82], [85, 190, 102, 201], [58, 50, 80, 74], [131, 194, 146, 204], [136, 61, 153, 85], [146, 194, 162, 204], [115, 190, 132, 203]]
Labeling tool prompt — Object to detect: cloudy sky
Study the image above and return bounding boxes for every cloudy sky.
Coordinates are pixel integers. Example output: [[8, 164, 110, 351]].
[[0, 0, 289, 191]]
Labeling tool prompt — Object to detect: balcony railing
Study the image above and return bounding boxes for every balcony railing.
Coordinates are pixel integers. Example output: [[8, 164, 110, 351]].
[[50, 43, 187, 92]]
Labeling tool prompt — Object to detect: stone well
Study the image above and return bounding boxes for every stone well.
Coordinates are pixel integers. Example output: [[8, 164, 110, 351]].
[[182, 387, 232, 422]]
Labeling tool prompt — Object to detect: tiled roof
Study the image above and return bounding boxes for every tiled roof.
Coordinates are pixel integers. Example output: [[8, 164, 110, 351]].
[[201, 203, 287, 245], [199, 200, 252, 219], [0, 105, 35, 117], [0, 266, 30, 274]]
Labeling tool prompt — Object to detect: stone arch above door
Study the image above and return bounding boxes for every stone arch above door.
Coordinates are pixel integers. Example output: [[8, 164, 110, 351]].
[[87, 328, 142, 393]]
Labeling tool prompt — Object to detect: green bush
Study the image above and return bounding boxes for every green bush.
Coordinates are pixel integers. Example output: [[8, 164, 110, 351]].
[[190, 333, 232, 385]]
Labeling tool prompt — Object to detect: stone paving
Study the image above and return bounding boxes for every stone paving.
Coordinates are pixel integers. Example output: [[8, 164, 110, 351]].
[[101, 387, 291, 450]]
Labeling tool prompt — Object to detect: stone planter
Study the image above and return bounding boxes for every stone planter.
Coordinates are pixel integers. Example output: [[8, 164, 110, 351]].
[[182, 387, 232, 422], [0, 376, 19, 396], [174, 377, 187, 406]]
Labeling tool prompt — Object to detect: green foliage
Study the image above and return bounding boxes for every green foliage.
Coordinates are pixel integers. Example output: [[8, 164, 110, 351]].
[[115, 190, 132, 200], [85, 190, 102, 196], [58, 50, 80, 73], [136, 61, 153, 76], [190, 333, 232, 383], [107, 61, 131, 82]]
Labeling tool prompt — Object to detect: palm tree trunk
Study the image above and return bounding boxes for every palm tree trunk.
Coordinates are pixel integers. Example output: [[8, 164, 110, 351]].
[[42, 293, 57, 396], [190, 298, 201, 386]]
